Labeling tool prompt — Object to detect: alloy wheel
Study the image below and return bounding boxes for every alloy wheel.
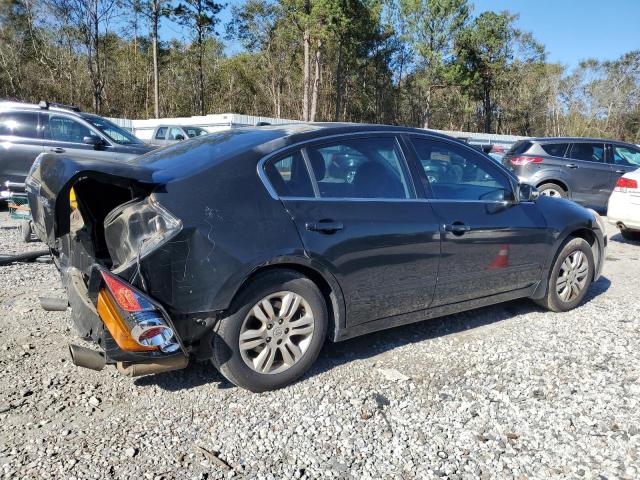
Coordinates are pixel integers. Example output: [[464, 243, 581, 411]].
[[239, 291, 315, 374], [541, 188, 562, 198], [556, 251, 589, 302]]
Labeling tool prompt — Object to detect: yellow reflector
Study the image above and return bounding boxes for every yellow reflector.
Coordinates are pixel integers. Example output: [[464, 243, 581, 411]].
[[69, 187, 77, 210], [96, 290, 156, 352]]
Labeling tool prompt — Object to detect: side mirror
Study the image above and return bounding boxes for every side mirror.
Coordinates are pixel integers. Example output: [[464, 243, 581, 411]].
[[174, 134, 185, 141], [519, 183, 539, 202], [83, 136, 104, 147]]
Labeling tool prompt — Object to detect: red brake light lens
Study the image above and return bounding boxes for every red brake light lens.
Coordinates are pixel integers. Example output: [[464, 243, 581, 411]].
[[100, 271, 154, 312], [509, 156, 544, 166], [615, 177, 638, 190]]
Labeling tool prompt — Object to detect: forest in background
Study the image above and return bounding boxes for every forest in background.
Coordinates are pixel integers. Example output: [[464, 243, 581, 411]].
[[0, 0, 639, 141]]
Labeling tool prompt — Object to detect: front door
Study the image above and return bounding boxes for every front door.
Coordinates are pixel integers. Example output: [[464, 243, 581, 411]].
[[406, 136, 550, 306], [565, 142, 612, 209], [264, 135, 441, 326], [41, 113, 115, 162]]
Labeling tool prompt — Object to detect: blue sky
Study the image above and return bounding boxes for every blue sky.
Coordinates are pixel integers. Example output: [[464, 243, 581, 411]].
[[473, 0, 639, 67], [166, 0, 639, 68]]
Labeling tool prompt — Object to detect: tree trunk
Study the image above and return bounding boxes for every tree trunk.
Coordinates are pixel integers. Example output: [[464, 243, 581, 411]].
[[309, 39, 321, 122], [422, 86, 432, 129], [334, 39, 343, 121], [152, 2, 160, 118], [197, 28, 205, 115], [483, 86, 492, 133], [302, 28, 311, 121]]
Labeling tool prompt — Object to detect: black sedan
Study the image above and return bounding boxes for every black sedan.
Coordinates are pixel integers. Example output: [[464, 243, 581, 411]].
[[26, 124, 607, 392]]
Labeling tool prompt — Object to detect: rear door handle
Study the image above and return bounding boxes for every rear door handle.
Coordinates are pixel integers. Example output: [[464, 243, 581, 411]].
[[443, 222, 471, 235], [48, 147, 65, 153], [615, 169, 626, 174], [305, 221, 344, 233], [565, 163, 578, 169]]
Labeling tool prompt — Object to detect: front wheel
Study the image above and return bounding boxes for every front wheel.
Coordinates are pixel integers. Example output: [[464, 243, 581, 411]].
[[537, 183, 567, 199], [211, 270, 327, 392], [534, 237, 594, 312]]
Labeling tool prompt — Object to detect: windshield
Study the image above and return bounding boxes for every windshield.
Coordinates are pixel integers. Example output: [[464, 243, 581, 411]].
[[82, 115, 144, 145]]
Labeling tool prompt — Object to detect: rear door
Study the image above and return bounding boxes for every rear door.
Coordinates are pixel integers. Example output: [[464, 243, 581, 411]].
[[42, 113, 115, 162], [263, 134, 441, 327], [565, 142, 611, 209], [406, 135, 549, 305], [0, 110, 43, 184]]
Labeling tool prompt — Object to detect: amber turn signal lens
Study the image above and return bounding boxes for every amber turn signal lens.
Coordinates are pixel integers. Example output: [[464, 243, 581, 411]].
[[96, 289, 157, 352]]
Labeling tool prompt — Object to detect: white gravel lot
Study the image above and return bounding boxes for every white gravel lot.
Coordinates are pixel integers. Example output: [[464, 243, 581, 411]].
[[1, 209, 639, 480]]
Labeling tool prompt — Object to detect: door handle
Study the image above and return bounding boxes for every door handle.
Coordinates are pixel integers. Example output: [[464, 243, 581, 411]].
[[565, 163, 578, 169], [48, 147, 65, 153], [305, 221, 344, 233], [443, 222, 471, 235], [615, 169, 626, 174]]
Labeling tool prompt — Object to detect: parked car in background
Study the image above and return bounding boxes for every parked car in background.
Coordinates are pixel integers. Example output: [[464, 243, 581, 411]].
[[150, 125, 209, 147], [27, 124, 606, 392], [503, 137, 640, 212], [608, 169, 640, 241], [0, 101, 154, 194]]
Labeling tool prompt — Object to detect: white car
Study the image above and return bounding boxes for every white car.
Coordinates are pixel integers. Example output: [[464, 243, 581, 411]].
[[608, 169, 640, 241]]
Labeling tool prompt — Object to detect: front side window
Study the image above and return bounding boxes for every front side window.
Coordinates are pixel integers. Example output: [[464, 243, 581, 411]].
[[411, 137, 514, 202], [155, 127, 167, 139], [306, 137, 412, 199], [612, 145, 640, 167], [541, 143, 569, 157], [0, 112, 38, 138], [44, 115, 97, 143], [265, 151, 314, 198], [568, 143, 605, 163]]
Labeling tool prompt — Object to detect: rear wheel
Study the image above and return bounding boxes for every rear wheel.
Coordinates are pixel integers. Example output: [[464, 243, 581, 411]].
[[537, 183, 567, 199], [535, 237, 594, 312], [212, 270, 327, 392], [620, 228, 640, 242]]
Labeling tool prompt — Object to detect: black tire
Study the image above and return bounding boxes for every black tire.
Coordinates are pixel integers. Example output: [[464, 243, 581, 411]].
[[20, 220, 32, 243], [212, 270, 327, 392], [534, 237, 594, 312], [620, 228, 640, 242], [537, 183, 567, 199]]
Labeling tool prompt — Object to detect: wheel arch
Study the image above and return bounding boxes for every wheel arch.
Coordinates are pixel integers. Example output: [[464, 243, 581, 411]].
[[230, 260, 346, 343], [536, 178, 570, 194]]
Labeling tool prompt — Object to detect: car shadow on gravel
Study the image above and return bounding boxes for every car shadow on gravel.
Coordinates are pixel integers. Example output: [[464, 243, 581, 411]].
[[135, 276, 610, 392], [609, 232, 640, 246], [307, 275, 611, 381]]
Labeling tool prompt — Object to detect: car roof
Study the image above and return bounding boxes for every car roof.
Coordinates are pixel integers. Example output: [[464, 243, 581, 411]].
[[0, 100, 82, 116]]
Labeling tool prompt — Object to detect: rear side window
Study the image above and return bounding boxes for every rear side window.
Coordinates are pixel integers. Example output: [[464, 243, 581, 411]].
[[155, 127, 167, 139], [540, 143, 569, 157], [506, 140, 532, 156], [168, 127, 184, 140], [568, 143, 605, 163], [612, 145, 640, 167], [265, 151, 314, 198], [0, 112, 38, 138], [306, 137, 412, 199]]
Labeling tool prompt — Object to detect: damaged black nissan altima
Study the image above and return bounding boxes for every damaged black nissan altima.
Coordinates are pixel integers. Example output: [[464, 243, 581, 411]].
[[26, 124, 607, 392]]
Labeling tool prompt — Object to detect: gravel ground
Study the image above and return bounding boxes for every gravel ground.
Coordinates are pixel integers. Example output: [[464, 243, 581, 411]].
[[1, 209, 639, 479]]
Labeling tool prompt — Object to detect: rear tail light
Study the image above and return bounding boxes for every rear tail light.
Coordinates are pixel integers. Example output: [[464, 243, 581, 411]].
[[97, 270, 180, 353], [614, 177, 638, 192], [509, 156, 544, 166]]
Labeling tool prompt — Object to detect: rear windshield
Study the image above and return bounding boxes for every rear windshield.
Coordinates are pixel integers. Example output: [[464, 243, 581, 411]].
[[506, 141, 532, 156], [540, 143, 569, 157]]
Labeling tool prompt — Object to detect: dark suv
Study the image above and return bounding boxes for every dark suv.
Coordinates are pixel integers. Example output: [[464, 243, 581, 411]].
[[503, 138, 640, 212], [0, 101, 154, 193]]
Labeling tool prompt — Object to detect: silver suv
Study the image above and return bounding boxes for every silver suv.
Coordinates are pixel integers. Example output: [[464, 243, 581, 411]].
[[150, 125, 209, 147], [0, 101, 155, 192], [503, 137, 640, 212]]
